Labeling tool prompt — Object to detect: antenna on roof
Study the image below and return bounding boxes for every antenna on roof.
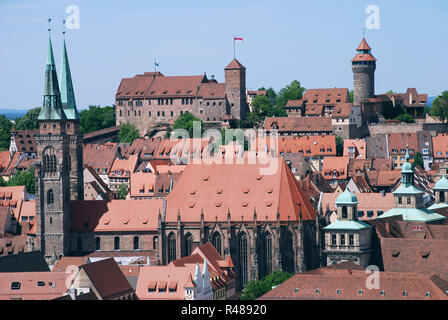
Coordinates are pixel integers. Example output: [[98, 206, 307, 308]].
[[362, 27, 366, 38], [62, 19, 66, 37], [47, 18, 52, 34]]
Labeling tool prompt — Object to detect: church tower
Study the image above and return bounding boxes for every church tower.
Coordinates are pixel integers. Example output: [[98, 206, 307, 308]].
[[34, 30, 72, 264], [352, 37, 376, 106], [225, 59, 247, 120], [60, 32, 83, 201]]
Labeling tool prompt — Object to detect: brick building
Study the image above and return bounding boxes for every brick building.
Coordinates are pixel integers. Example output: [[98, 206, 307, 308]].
[[115, 59, 248, 135]]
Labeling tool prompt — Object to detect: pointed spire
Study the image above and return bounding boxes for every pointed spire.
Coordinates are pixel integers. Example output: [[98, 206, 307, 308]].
[[60, 27, 80, 120], [184, 272, 197, 288], [39, 21, 67, 121]]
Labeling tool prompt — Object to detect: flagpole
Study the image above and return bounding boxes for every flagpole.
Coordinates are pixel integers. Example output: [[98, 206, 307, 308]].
[[233, 36, 235, 59]]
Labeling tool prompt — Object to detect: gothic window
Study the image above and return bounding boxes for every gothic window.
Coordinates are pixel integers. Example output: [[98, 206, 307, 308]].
[[238, 233, 248, 290], [47, 189, 54, 205], [114, 236, 120, 250], [342, 206, 348, 219], [211, 232, 222, 256], [281, 230, 294, 273], [153, 236, 158, 250], [264, 233, 272, 276], [43, 146, 57, 175], [168, 233, 176, 263], [77, 237, 82, 252], [50, 154, 57, 173], [184, 233, 193, 256], [95, 237, 101, 251], [133, 236, 140, 250]]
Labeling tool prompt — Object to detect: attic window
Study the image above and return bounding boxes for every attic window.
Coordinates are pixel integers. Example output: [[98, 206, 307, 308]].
[[216, 188, 223, 194], [215, 201, 222, 207], [104, 218, 111, 225], [336, 289, 341, 295], [315, 289, 320, 294], [421, 251, 430, 259], [425, 292, 430, 298], [391, 250, 400, 257], [266, 201, 273, 207], [294, 288, 299, 293], [267, 188, 273, 194], [37, 281, 45, 287], [190, 190, 196, 195], [202, 176, 209, 181], [242, 201, 249, 207], [11, 282, 21, 290], [188, 201, 196, 208], [358, 289, 363, 295], [242, 188, 250, 194], [380, 290, 385, 296], [402, 291, 408, 297], [256, 175, 263, 180], [176, 90, 181, 94]]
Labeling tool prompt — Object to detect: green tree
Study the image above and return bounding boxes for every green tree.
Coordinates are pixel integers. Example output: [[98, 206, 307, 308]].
[[172, 113, 204, 137], [0, 175, 6, 187], [275, 80, 306, 107], [79, 105, 116, 134], [6, 166, 36, 194], [349, 90, 354, 103], [14, 107, 41, 130], [119, 123, 140, 143], [117, 184, 128, 199], [335, 135, 344, 156], [265, 87, 277, 106], [395, 113, 415, 123], [413, 151, 424, 169], [240, 271, 293, 300], [430, 91, 448, 122], [385, 90, 396, 94], [0, 115, 13, 151]]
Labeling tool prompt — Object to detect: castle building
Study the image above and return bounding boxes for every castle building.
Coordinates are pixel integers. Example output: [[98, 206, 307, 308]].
[[115, 59, 248, 135], [33, 32, 83, 264], [352, 37, 376, 107], [323, 188, 373, 267]]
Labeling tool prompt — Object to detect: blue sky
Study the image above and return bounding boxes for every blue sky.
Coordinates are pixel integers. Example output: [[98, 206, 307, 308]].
[[0, 0, 447, 110]]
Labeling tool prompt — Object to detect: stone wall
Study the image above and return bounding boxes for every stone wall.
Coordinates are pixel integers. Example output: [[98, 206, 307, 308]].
[[367, 122, 448, 136]]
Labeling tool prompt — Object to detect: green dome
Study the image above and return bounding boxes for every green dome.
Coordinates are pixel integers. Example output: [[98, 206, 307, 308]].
[[401, 161, 413, 173], [335, 188, 358, 205], [434, 175, 448, 190]]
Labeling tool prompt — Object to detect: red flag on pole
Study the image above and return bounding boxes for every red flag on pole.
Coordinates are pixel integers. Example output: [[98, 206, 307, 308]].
[[234, 37, 243, 43]]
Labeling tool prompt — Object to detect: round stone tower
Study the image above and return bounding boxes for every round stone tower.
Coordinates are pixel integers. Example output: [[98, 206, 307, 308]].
[[352, 38, 376, 106]]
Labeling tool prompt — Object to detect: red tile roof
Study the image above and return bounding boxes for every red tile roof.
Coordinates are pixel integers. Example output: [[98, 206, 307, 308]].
[[356, 37, 371, 50], [351, 53, 377, 62], [225, 59, 245, 69], [432, 133, 448, 159], [259, 267, 448, 300], [109, 155, 138, 178], [322, 157, 350, 180], [198, 83, 226, 99], [343, 139, 367, 159], [83, 143, 118, 175], [165, 157, 316, 223], [11, 130, 37, 154], [253, 135, 336, 157], [264, 117, 332, 133], [70, 199, 163, 232]]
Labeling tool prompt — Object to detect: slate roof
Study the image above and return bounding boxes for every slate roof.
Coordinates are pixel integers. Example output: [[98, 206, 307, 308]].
[[0, 251, 49, 273]]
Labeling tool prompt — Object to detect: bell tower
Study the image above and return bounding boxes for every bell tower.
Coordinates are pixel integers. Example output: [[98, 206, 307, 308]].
[[60, 30, 83, 201], [34, 26, 72, 264]]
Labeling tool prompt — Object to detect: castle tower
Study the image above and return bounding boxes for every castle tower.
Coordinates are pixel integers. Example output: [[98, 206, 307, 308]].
[[323, 188, 373, 267], [352, 37, 376, 106], [225, 59, 247, 120], [35, 32, 72, 263], [60, 34, 83, 200]]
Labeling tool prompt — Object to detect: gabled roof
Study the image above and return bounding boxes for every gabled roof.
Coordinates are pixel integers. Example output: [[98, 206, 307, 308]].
[[264, 117, 332, 133], [81, 258, 133, 300]]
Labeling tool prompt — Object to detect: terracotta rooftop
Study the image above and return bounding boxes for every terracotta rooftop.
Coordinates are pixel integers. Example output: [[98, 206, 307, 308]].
[[109, 154, 138, 178], [356, 37, 372, 51], [165, 157, 316, 223], [322, 157, 350, 180], [83, 143, 118, 175], [225, 58, 245, 69], [11, 130, 37, 154], [253, 135, 336, 157], [264, 117, 332, 133], [343, 139, 367, 159], [71, 199, 163, 232]]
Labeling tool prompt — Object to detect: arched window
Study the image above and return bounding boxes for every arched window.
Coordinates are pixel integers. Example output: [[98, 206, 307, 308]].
[[238, 233, 248, 290], [67, 154, 71, 172], [77, 237, 82, 252], [342, 206, 348, 219], [43, 146, 57, 175], [153, 236, 158, 250], [43, 154, 50, 173], [47, 189, 54, 205], [133, 236, 139, 250], [50, 154, 57, 173], [398, 197, 402, 204], [114, 236, 120, 250], [281, 230, 294, 273], [264, 233, 273, 276], [184, 233, 193, 256], [441, 192, 445, 203], [211, 232, 222, 256], [168, 233, 176, 263], [95, 237, 101, 251]]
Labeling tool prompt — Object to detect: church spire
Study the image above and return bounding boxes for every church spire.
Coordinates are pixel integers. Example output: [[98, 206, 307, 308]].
[[38, 21, 67, 121], [60, 26, 80, 120]]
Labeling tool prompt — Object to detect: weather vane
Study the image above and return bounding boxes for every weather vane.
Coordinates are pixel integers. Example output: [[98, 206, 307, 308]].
[[63, 19, 66, 36], [362, 27, 366, 38], [48, 18, 52, 32]]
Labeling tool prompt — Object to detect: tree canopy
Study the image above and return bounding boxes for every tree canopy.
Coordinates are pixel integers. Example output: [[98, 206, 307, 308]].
[[429, 91, 448, 122], [5, 167, 36, 194], [240, 271, 293, 300], [0, 115, 13, 151], [413, 152, 424, 169], [275, 80, 306, 107], [118, 123, 140, 144], [117, 184, 128, 199], [172, 113, 204, 137], [80, 105, 116, 134], [14, 107, 41, 130]]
